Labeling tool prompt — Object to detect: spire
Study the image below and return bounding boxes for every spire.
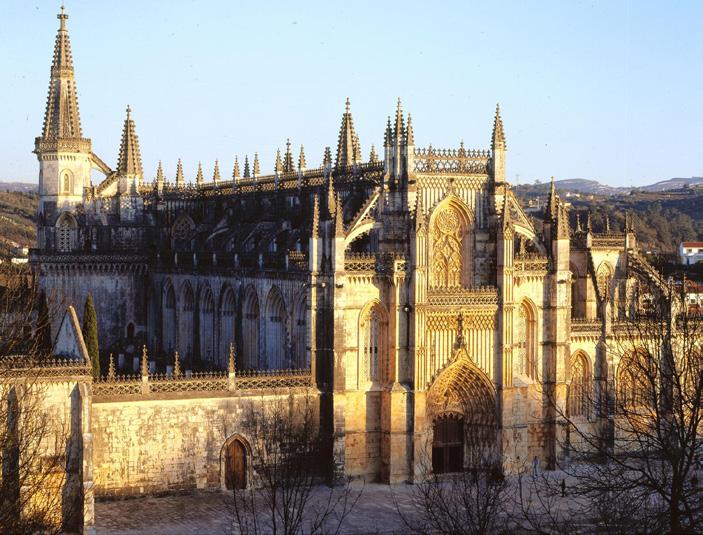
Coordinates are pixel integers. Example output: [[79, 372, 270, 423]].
[[335, 98, 361, 168], [369, 144, 378, 163], [274, 149, 283, 174], [232, 156, 240, 179], [195, 161, 204, 186], [406, 114, 415, 146], [40, 6, 83, 139], [212, 159, 221, 184], [253, 153, 260, 177], [298, 145, 306, 171], [176, 158, 185, 186], [116, 106, 143, 179], [312, 195, 320, 239], [394, 99, 405, 145], [155, 160, 164, 185], [284, 139, 295, 173], [243, 155, 251, 178], [491, 103, 506, 151]]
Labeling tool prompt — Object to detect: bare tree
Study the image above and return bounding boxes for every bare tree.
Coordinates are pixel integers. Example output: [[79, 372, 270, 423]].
[[230, 391, 361, 535], [551, 277, 703, 534], [0, 265, 82, 534], [395, 432, 509, 535]]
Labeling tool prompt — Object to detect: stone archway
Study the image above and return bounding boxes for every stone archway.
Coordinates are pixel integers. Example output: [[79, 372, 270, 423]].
[[222, 436, 249, 490], [427, 346, 497, 472]]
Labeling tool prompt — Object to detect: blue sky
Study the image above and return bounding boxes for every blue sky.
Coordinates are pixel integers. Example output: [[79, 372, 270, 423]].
[[1, 0, 701, 186]]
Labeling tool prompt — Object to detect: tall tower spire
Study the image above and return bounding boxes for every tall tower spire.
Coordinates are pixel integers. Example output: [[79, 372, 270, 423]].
[[116, 105, 143, 180], [40, 5, 83, 140], [35, 6, 92, 214], [335, 98, 361, 168]]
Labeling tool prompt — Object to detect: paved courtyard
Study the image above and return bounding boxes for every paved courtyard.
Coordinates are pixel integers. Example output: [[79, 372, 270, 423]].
[[94, 484, 421, 535]]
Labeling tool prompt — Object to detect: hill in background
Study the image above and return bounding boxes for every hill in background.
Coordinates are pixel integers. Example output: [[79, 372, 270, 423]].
[[0, 189, 37, 258]]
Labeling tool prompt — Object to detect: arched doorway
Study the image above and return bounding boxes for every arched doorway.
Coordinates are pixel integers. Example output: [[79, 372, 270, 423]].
[[432, 414, 464, 474], [224, 438, 247, 490]]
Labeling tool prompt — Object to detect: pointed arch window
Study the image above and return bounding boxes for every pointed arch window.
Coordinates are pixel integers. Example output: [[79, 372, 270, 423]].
[[56, 212, 77, 252], [61, 171, 71, 193], [568, 352, 590, 418], [516, 300, 538, 379], [360, 302, 388, 384]]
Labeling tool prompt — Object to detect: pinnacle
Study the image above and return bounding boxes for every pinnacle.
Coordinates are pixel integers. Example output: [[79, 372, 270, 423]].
[[394, 99, 405, 144], [275, 149, 283, 173], [284, 139, 295, 173], [195, 161, 204, 185], [253, 153, 260, 177], [176, 158, 184, 185], [384, 117, 392, 147], [406, 114, 415, 146], [232, 156, 240, 179], [491, 103, 506, 150], [116, 105, 143, 179], [243, 155, 251, 178], [212, 159, 221, 183], [369, 144, 378, 163], [335, 98, 361, 168], [312, 195, 320, 239], [156, 160, 164, 183], [335, 194, 344, 236], [298, 145, 306, 170]]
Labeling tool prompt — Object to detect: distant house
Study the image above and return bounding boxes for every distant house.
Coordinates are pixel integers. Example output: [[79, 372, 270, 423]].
[[679, 242, 703, 265], [685, 279, 703, 314]]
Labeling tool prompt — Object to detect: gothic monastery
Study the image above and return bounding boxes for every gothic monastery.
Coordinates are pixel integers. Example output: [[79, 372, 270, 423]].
[[29, 7, 665, 503]]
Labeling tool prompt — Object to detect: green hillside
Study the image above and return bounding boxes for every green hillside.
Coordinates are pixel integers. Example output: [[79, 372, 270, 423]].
[[0, 191, 37, 258]]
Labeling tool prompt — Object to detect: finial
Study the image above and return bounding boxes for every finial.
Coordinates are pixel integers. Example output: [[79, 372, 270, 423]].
[[58, 4, 68, 29], [126, 104, 132, 119], [228, 343, 236, 374], [141, 345, 149, 376], [108, 353, 115, 379], [174, 351, 181, 378], [345, 97, 351, 113]]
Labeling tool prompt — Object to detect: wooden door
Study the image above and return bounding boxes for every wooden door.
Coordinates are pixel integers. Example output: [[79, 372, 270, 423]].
[[225, 439, 247, 490], [432, 415, 464, 474]]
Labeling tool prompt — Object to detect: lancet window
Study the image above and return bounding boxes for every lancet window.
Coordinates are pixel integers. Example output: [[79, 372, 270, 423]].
[[360, 302, 388, 384], [568, 352, 590, 418], [515, 299, 537, 379]]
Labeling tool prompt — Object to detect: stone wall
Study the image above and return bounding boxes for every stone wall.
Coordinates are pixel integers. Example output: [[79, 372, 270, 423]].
[[91, 389, 319, 497]]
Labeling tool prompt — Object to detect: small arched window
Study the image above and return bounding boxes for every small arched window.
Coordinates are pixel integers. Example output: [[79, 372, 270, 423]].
[[61, 171, 72, 193]]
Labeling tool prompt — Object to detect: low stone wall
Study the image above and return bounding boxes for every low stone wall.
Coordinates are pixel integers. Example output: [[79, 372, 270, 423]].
[[91, 386, 318, 497]]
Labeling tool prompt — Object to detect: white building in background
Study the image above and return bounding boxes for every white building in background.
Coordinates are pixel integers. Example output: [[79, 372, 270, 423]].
[[679, 242, 703, 265]]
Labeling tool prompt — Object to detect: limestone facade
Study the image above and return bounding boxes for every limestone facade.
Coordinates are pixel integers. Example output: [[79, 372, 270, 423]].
[[30, 8, 664, 496]]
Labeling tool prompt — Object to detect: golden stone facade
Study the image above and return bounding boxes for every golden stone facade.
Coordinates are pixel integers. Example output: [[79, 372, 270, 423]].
[[30, 8, 662, 502]]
